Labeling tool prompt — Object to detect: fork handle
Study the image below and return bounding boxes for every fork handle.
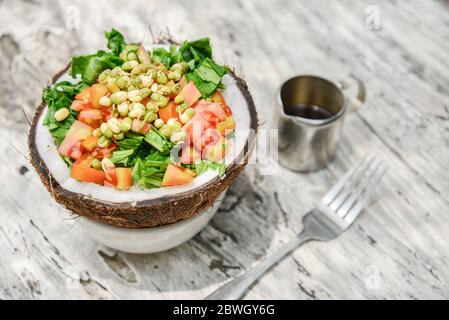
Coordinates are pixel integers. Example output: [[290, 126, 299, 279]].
[[205, 230, 312, 300]]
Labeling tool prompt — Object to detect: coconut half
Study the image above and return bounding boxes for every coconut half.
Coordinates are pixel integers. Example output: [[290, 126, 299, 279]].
[[28, 45, 258, 228]]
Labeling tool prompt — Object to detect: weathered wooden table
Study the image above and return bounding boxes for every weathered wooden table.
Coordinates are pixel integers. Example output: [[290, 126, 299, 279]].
[[1, 0, 448, 299]]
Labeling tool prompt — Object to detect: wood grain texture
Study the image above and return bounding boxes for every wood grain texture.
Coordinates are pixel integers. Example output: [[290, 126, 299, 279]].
[[0, 0, 448, 299]]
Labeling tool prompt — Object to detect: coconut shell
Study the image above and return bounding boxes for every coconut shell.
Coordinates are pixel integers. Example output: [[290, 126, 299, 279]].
[[28, 66, 258, 228]]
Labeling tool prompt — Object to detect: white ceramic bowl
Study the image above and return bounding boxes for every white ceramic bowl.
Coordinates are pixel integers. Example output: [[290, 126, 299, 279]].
[[78, 191, 226, 254]]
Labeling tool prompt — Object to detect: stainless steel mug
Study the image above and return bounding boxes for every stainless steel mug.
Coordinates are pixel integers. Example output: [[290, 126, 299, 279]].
[[276, 75, 366, 172]]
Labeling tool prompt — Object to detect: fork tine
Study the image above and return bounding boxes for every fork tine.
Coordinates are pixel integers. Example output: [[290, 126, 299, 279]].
[[328, 156, 377, 211], [342, 165, 387, 224], [322, 155, 374, 206], [336, 161, 386, 220]]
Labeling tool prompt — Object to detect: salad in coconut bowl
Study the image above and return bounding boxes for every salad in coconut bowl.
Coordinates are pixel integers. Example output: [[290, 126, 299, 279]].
[[28, 29, 257, 253]]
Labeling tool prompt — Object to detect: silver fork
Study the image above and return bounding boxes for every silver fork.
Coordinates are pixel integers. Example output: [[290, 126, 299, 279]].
[[205, 155, 387, 300]]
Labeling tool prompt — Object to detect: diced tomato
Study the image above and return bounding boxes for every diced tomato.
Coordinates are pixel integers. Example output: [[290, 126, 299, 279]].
[[75, 87, 91, 101], [102, 108, 112, 121], [58, 121, 93, 156], [161, 164, 194, 187], [105, 168, 117, 186], [192, 127, 221, 151], [179, 81, 201, 107], [199, 111, 220, 127], [91, 144, 116, 159], [200, 128, 222, 148], [74, 153, 95, 167], [79, 109, 103, 128], [68, 141, 85, 160], [211, 91, 232, 116], [82, 136, 99, 152], [71, 164, 105, 186], [131, 119, 151, 134], [103, 180, 116, 188], [71, 100, 91, 112], [90, 84, 109, 108], [116, 168, 132, 190], [195, 102, 227, 122], [216, 116, 236, 136], [183, 116, 212, 149], [181, 147, 201, 164], [158, 101, 179, 123]]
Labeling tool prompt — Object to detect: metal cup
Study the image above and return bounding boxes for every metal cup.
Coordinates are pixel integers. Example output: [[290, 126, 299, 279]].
[[276, 75, 366, 172]]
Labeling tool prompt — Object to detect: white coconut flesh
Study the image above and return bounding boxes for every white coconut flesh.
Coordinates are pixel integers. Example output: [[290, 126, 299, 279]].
[[34, 63, 251, 204]]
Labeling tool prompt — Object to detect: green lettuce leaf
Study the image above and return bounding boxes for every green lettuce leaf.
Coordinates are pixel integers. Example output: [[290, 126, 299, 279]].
[[179, 38, 212, 65], [110, 133, 145, 166], [110, 149, 135, 166], [151, 45, 182, 67], [116, 133, 144, 150], [132, 151, 171, 188], [186, 58, 229, 97], [194, 160, 226, 177], [70, 50, 122, 84], [105, 28, 126, 56], [144, 127, 172, 153], [69, 28, 126, 84], [43, 81, 88, 145]]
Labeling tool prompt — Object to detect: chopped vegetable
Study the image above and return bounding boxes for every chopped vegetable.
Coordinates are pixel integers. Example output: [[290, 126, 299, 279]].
[[115, 168, 132, 190], [105, 28, 126, 56], [161, 164, 195, 187], [89, 84, 109, 108], [179, 38, 212, 64], [82, 136, 99, 152], [70, 51, 123, 84], [71, 164, 105, 185], [185, 58, 229, 97], [216, 116, 236, 135], [177, 81, 201, 107], [110, 149, 135, 166], [194, 160, 226, 177], [43, 81, 88, 145], [144, 127, 172, 153], [58, 121, 93, 156], [158, 101, 179, 123]]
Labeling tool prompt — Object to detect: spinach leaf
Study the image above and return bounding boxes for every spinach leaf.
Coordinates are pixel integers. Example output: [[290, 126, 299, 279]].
[[150, 37, 228, 97], [105, 28, 126, 56], [110, 149, 135, 166], [116, 133, 144, 150], [69, 28, 126, 84], [186, 58, 229, 97], [179, 38, 212, 65], [132, 152, 170, 188], [194, 160, 226, 177], [43, 81, 87, 145], [70, 51, 122, 84], [144, 127, 172, 153], [110, 133, 144, 166], [151, 45, 182, 67]]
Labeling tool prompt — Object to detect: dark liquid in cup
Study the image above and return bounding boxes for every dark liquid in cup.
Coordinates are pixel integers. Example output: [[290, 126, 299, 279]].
[[285, 104, 333, 120]]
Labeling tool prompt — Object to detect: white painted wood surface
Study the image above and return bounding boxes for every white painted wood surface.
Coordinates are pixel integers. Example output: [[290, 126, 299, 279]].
[[1, 0, 448, 299]]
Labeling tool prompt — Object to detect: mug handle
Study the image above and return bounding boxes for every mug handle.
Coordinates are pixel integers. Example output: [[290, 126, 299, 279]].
[[338, 74, 366, 113]]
